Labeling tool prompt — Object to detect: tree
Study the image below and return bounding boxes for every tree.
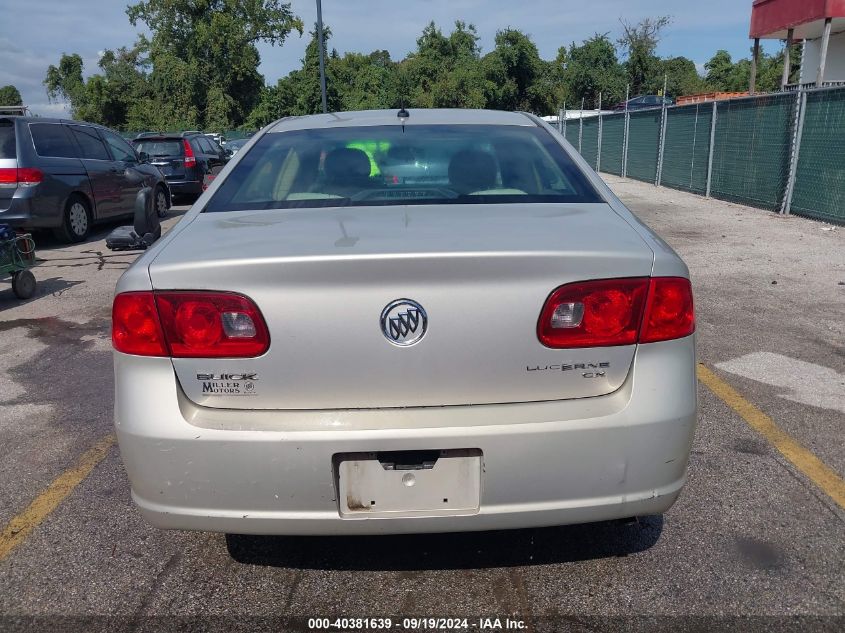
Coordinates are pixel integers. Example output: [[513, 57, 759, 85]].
[[45, 53, 87, 115], [618, 16, 671, 95], [563, 34, 626, 107], [0, 85, 23, 106], [704, 50, 735, 90], [483, 28, 547, 112], [704, 48, 785, 93], [658, 57, 706, 97], [127, 0, 303, 129]]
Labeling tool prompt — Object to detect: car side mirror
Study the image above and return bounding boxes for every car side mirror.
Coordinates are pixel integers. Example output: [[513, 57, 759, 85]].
[[138, 151, 150, 163]]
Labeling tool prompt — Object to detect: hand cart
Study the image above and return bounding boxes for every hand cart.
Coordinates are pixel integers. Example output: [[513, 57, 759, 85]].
[[0, 231, 37, 299]]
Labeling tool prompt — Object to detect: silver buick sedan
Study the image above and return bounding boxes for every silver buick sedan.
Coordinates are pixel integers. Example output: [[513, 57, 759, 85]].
[[112, 109, 697, 535]]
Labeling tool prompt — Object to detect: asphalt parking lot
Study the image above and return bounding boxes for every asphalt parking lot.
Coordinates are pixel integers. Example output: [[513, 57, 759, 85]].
[[0, 179, 843, 632]]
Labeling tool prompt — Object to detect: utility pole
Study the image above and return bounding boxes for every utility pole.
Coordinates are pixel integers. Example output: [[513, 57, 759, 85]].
[[316, 0, 328, 113]]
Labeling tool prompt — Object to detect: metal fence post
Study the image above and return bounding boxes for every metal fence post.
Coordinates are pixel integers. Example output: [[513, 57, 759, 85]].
[[705, 100, 718, 197], [782, 89, 808, 215], [623, 111, 630, 178], [561, 103, 566, 137], [689, 104, 700, 190], [558, 107, 564, 134], [578, 99, 584, 153], [597, 113, 603, 172], [656, 104, 668, 186]]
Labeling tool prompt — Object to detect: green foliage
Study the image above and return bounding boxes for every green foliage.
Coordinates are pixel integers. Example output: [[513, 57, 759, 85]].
[[41, 7, 797, 130], [618, 16, 671, 96], [563, 35, 626, 107], [705, 48, 786, 93], [0, 85, 23, 106], [659, 56, 707, 97]]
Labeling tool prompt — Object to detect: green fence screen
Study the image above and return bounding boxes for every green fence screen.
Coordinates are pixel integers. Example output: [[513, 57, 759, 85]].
[[661, 104, 713, 195], [562, 87, 844, 225], [564, 119, 579, 148], [599, 114, 625, 176], [790, 89, 845, 224], [710, 94, 796, 210], [580, 117, 599, 170], [626, 110, 662, 183]]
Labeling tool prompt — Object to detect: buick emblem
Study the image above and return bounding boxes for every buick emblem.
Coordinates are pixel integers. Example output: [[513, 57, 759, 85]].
[[380, 299, 428, 346]]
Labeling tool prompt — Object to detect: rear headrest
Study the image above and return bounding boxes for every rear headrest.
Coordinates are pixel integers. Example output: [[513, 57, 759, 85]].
[[324, 147, 371, 185], [448, 149, 497, 194]]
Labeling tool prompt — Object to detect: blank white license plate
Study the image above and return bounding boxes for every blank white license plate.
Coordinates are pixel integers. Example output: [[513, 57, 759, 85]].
[[335, 449, 482, 518]]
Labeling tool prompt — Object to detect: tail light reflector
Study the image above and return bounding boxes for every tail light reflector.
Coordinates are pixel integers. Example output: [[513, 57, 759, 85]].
[[182, 139, 197, 167], [0, 167, 43, 188], [538, 277, 694, 348], [112, 291, 269, 358]]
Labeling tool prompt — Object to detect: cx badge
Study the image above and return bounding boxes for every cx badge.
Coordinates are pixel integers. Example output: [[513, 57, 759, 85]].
[[380, 299, 428, 347]]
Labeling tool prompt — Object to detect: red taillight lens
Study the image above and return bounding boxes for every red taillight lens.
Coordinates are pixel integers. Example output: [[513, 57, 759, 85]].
[[640, 277, 695, 343], [182, 139, 196, 167], [112, 292, 168, 356], [538, 277, 695, 348], [0, 167, 43, 187], [538, 278, 649, 348], [155, 291, 269, 358], [17, 168, 43, 185], [112, 291, 270, 358]]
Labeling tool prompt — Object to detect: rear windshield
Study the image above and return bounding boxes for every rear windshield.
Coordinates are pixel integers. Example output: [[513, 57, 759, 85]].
[[133, 139, 183, 157], [204, 124, 602, 212], [0, 119, 15, 159]]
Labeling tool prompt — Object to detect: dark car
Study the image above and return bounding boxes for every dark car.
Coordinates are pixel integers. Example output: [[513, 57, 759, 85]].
[[0, 116, 171, 242], [613, 95, 675, 111], [132, 132, 228, 200]]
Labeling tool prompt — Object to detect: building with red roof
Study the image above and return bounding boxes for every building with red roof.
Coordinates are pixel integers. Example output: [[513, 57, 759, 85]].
[[750, 0, 845, 91]]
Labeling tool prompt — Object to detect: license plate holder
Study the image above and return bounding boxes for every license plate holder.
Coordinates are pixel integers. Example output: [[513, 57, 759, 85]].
[[335, 449, 482, 518]]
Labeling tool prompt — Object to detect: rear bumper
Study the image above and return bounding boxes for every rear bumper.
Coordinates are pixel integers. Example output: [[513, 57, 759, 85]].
[[0, 193, 62, 229], [115, 336, 697, 535], [164, 179, 202, 195]]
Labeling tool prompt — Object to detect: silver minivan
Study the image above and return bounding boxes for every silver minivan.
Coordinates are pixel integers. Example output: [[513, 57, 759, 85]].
[[0, 116, 171, 242]]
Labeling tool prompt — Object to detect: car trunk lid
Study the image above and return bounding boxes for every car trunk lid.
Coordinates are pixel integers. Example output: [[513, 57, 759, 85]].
[[148, 203, 654, 410]]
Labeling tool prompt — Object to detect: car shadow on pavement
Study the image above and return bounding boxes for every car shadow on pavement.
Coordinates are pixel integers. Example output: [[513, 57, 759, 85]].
[[225, 516, 663, 571]]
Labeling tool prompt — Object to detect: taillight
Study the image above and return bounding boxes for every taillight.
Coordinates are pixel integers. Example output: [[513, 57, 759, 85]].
[[111, 291, 270, 358], [538, 277, 694, 348], [182, 139, 196, 167], [640, 277, 695, 343], [0, 167, 43, 188], [112, 292, 168, 356]]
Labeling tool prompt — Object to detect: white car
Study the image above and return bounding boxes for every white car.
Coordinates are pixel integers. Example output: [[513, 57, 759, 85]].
[[112, 109, 697, 535]]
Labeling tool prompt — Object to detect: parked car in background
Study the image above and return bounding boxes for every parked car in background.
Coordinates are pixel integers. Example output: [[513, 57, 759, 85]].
[[0, 116, 170, 242], [223, 138, 249, 155], [205, 132, 225, 146], [613, 95, 675, 111], [113, 108, 697, 536], [132, 132, 228, 200]]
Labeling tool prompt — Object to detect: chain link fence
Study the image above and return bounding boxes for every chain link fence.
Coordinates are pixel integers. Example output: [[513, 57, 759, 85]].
[[599, 114, 625, 176], [626, 110, 662, 184], [561, 86, 845, 224], [661, 103, 713, 195], [790, 89, 845, 223]]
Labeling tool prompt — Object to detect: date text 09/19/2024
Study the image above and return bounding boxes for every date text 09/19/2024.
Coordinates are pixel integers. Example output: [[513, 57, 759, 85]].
[[307, 617, 527, 630]]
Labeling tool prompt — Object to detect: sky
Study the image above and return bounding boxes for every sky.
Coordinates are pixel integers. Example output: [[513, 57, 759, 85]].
[[0, 0, 783, 116]]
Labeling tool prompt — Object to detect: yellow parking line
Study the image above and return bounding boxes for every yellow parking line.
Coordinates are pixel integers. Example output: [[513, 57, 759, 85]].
[[0, 434, 116, 562], [697, 364, 845, 510]]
